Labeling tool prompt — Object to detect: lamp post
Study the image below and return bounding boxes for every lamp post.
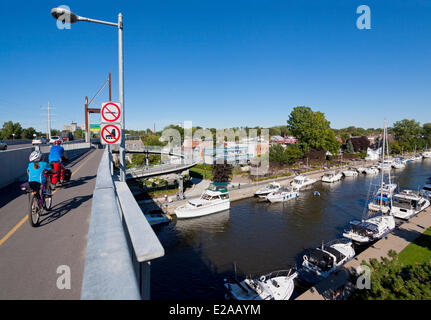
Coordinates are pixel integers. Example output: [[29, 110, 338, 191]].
[[51, 7, 126, 182]]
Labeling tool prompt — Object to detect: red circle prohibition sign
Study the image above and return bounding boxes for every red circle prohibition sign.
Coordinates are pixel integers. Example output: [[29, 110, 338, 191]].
[[101, 124, 121, 144], [101, 103, 121, 122]]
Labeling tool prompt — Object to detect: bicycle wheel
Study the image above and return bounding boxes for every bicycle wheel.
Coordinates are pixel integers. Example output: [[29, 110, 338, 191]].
[[28, 193, 41, 227], [44, 185, 53, 211]]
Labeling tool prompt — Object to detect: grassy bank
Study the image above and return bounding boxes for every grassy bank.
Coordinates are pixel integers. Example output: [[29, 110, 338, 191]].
[[398, 226, 431, 265]]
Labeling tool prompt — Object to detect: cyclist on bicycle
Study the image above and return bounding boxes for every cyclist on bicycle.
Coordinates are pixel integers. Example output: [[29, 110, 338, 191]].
[[49, 139, 68, 163], [27, 150, 52, 195]]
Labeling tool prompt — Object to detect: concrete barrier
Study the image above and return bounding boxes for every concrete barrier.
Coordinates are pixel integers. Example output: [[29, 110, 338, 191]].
[[0, 147, 34, 189], [0, 142, 93, 189], [81, 147, 165, 300], [3, 139, 32, 145]]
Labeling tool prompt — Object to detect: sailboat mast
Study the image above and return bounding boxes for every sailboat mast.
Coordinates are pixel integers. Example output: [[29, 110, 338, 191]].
[[380, 120, 386, 213]]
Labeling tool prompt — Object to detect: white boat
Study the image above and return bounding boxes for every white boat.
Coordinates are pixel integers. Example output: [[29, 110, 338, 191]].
[[224, 269, 297, 300], [368, 183, 397, 213], [342, 168, 358, 177], [266, 187, 299, 203], [342, 215, 396, 243], [412, 153, 422, 161], [321, 171, 343, 183], [420, 177, 431, 199], [364, 166, 379, 175], [377, 159, 393, 171], [174, 182, 230, 219], [357, 167, 367, 174], [300, 239, 355, 283], [291, 175, 316, 190], [254, 182, 281, 198], [390, 190, 430, 220], [378, 159, 393, 171], [392, 158, 405, 169], [423, 150, 431, 158], [344, 120, 396, 244]]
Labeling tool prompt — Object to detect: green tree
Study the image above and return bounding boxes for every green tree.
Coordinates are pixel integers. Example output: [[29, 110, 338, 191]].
[[422, 123, 431, 147], [74, 128, 84, 139], [285, 144, 303, 164], [352, 250, 431, 300], [141, 135, 167, 146], [287, 106, 340, 154], [1, 121, 22, 139], [21, 127, 37, 139], [392, 119, 422, 152], [390, 141, 402, 155], [269, 144, 288, 165], [346, 140, 354, 153], [51, 129, 61, 137]]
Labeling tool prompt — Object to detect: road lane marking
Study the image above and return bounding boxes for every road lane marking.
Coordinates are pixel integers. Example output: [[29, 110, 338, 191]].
[[0, 150, 98, 247]]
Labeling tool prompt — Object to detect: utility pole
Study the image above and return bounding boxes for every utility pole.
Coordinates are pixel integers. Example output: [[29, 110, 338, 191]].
[[47, 102, 51, 140], [41, 102, 54, 140]]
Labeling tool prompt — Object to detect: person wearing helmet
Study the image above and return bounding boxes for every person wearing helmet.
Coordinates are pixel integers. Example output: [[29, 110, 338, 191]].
[[48, 139, 68, 163], [27, 150, 51, 193]]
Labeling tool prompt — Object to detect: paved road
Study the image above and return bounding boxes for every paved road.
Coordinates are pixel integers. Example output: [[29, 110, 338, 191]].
[[0, 148, 103, 299], [0, 143, 34, 151]]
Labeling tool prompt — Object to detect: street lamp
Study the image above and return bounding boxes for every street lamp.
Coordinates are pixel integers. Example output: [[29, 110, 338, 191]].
[[50, 7, 126, 182]]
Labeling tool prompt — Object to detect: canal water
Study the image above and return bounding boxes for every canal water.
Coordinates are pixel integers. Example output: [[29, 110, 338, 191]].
[[150, 159, 431, 300]]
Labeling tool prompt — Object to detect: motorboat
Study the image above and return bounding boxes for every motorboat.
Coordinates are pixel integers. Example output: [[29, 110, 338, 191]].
[[342, 215, 396, 244], [368, 192, 391, 213], [392, 158, 406, 169], [378, 159, 393, 171], [364, 166, 379, 175], [174, 182, 230, 219], [420, 177, 431, 199], [291, 175, 316, 190], [413, 154, 423, 161], [357, 167, 367, 174], [342, 168, 359, 177], [299, 239, 355, 283], [266, 187, 299, 203], [321, 171, 343, 183], [390, 190, 430, 220], [423, 150, 431, 159], [254, 182, 281, 198], [144, 210, 172, 226], [224, 269, 297, 300]]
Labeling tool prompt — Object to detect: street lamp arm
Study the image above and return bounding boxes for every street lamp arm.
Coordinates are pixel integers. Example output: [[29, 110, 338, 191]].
[[78, 16, 120, 28]]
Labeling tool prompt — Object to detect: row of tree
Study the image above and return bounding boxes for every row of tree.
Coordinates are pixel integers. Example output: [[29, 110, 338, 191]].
[[0, 121, 87, 141]]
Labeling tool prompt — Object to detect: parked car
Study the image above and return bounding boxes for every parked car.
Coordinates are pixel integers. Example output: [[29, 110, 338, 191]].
[[0, 140, 7, 150], [49, 136, 61, 144], [32, 137, 47, 145]]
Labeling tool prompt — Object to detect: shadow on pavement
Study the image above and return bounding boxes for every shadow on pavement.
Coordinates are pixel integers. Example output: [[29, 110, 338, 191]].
[[60, 175, 96, 189], [39, 195, 92, 226]]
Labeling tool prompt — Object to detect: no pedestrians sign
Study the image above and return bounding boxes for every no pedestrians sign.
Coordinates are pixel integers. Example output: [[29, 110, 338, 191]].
[[101, 102, 122, 123]]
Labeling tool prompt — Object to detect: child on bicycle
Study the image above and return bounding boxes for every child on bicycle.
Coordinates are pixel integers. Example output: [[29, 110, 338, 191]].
[[27, 150, 52, 195]]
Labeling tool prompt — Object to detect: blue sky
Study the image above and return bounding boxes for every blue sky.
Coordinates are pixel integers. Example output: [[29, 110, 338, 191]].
[[1, 1, 431, 133]]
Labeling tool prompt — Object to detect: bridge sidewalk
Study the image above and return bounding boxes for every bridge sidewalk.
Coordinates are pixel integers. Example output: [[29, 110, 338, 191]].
[[0, 149, 103, 299]]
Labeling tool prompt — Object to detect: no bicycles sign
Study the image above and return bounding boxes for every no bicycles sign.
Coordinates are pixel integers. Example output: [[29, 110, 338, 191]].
[[100, 123, 122, 145], [101, 102, 122, 123]]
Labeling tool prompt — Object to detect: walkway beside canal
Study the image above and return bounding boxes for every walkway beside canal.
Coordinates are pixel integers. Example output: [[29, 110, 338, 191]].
[[148, 160, 378, 214], [296, 206, 431, 300]]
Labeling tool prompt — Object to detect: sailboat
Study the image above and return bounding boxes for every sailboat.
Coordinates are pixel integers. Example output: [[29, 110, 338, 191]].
[[343, 120, 396, 244]]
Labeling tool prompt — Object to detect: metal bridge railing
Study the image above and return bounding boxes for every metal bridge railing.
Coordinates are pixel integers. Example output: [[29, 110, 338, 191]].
[[81, 147, 164, 299]]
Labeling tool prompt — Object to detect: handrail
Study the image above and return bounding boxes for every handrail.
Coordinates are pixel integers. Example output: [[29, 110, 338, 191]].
[[81, 147, 165, 299]]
